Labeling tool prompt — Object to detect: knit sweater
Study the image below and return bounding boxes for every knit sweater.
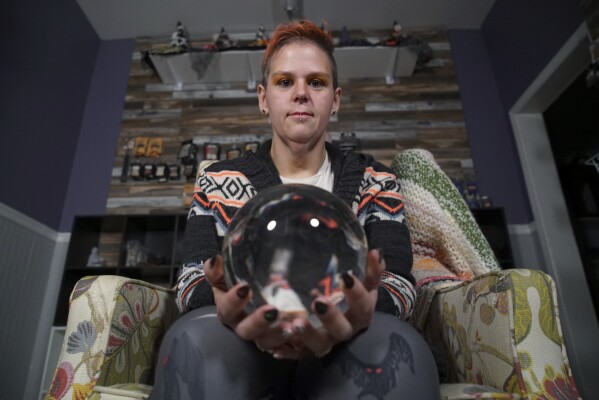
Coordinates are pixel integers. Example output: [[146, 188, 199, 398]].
[[176, 140, 416, 319]]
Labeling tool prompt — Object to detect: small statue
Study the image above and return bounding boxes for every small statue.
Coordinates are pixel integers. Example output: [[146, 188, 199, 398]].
[[386, 20, 403, 46], [255, 25, 268, 46], [215, 27, 233, 49], [249, 26, 269, 48], [87, 247, 104, 267], [170, 21, 190, 51]]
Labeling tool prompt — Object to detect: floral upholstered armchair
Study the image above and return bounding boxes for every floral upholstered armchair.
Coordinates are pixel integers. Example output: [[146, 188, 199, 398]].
[[45, 149, 581, 400]]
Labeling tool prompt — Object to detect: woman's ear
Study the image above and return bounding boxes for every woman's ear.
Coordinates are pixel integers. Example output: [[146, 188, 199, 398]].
[[333, 87, 342, 115], [257, 84, 268, 115]]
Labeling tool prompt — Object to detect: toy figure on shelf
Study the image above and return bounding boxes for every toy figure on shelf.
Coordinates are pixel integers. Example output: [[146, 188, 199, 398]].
[[170, 21, 190, 52], [256, 25, 268, 46], [215, 27, 234, 50], [249, 25, 269, 48], [385, 19, 433, 67], [87, 247, 104, 267], [385, 20, 403, 46]]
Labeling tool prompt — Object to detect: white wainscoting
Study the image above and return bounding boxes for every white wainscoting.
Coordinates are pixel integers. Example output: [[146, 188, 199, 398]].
[[0, 203, 70, 400], [507, 223, 545, 270]]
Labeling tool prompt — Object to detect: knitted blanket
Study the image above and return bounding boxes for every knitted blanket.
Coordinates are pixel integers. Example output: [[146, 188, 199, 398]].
[[391, 149, 501, 329]]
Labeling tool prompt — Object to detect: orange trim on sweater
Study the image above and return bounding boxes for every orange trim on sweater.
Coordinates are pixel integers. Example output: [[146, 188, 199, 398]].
[[180, 276, 206, 304]]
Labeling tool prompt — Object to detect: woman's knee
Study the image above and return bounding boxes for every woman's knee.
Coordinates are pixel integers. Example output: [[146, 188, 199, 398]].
[[294, 312, 440, 400], [151, 306, 295, 400]]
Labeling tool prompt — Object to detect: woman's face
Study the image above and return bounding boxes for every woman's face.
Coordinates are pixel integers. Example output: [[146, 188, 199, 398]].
[[258, 41, 341, 149]]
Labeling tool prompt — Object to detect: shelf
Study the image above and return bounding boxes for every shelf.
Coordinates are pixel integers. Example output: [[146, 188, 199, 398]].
[[149, 46, 417, 87], [65, 216, 126, 268], [55, 214, 185, 326]]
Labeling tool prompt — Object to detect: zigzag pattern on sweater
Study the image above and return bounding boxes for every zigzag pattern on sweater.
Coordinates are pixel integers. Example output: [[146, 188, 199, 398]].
[[355, 167, 406, 225], [190, 170, 258, 236]]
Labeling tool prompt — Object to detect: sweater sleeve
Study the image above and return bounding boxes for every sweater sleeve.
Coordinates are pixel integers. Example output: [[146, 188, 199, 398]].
[[175, 171, 221, 313], [175, 215, 219, 313], [356, 164, 416, 320], [176, 165, 258, 313]]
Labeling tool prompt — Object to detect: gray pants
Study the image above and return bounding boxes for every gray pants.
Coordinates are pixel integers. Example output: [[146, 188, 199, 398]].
[[149, 307, 440, 400]]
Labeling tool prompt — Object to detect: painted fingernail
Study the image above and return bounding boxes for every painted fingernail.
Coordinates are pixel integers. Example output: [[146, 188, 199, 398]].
[[377, 248, 384, 264], [282, 328, 293, 339], [341, 272, 354, 289], [236, 285, 249, 299], [264, 309, 278, 322], [315, 301, 328, 315], [294, 324, 306, 334], [206, 255, 216, 268]]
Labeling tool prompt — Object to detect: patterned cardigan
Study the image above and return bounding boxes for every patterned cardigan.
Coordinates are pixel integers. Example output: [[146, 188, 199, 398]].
[[176, 140, 417, 319]]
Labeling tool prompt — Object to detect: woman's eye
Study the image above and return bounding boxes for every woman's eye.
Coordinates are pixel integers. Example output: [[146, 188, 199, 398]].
[[310, 79, 323, 88], [278, 78, 291, 87]]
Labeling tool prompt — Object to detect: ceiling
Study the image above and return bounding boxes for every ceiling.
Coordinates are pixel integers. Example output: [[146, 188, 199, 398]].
[[77, 0, 496, 41]]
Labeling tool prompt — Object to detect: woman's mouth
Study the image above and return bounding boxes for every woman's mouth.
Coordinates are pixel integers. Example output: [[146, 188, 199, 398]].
[[289, 112, 313, 122]]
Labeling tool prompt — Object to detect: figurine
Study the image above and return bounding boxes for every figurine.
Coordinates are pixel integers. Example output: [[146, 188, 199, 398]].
[[170, 21, 190, 51], [87, 247, 104, 267], [256, 25, 268, 46], [386, 20, 403, 46], [215, 27, 233, 50], [249, 26, 269, 48]]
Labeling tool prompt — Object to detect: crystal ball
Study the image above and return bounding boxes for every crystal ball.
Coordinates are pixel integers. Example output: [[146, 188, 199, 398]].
[[222, 184, 368, 324]]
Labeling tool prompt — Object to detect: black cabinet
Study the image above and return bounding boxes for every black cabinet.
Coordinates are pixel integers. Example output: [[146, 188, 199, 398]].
[[54, 214, 186, 325]]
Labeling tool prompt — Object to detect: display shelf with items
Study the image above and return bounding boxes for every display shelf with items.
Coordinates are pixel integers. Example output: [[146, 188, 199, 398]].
[[54, 214, 186, 326]]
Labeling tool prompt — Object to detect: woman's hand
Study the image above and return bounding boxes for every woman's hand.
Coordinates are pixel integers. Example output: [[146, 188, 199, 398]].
[[204, 255, 303, 358], [204, 249, 385, 360], [291, 248, 385, 358]]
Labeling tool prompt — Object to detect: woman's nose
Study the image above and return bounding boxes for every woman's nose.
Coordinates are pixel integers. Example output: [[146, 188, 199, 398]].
[[294, 82, 308, 103]]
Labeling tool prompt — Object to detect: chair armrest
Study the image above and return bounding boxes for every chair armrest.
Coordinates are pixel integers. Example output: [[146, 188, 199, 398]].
[[45, 275, 179, 400], [423, 269, 580, 399]]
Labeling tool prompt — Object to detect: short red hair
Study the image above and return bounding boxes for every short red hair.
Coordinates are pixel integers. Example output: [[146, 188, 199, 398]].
[[262, 19, 338, 89]]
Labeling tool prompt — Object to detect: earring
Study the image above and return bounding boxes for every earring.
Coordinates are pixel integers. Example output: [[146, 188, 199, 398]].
[[331, 109, 336, 116], [261, 109, 267, 115]]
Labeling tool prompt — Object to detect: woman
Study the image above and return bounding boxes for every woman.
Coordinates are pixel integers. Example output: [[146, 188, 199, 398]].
[[150, 19, 440, 399]]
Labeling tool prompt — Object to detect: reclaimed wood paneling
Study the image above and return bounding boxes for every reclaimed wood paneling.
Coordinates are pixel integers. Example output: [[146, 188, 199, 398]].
[[107, 28, 475, 214]]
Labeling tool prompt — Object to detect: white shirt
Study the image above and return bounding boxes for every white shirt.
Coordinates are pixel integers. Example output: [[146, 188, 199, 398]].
[[280, 151, 334, 192]]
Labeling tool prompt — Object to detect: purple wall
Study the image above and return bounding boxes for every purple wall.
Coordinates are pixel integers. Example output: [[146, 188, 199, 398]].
[[0, 0, 133, 232], [482, 0, 584, 110], [449, 0, 584, 224], [59, 40, 133, 231], [449, 30, 532, 224]]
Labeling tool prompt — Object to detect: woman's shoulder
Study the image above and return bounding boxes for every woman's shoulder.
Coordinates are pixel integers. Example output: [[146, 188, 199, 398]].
[[343, 148, 394, 175]]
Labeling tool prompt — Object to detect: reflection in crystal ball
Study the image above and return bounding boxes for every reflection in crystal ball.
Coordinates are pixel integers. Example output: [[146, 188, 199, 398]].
[[223, 184, 368, 324]]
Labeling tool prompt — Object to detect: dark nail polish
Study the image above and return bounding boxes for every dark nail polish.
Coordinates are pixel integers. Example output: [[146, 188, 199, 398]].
[[315, 301, 328, 315], [264, 309, 278, 322], [236, 285, 249, 299], [377, 248, 385, 264], [206, 255, 216, 268], [342, 272, 354, 289]]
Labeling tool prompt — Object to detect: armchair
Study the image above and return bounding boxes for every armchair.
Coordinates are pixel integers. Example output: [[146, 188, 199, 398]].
[[45, 149, 581, 400]]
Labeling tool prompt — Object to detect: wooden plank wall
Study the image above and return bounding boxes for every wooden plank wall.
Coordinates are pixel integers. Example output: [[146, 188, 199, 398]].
[[108, 28, 473, 215]]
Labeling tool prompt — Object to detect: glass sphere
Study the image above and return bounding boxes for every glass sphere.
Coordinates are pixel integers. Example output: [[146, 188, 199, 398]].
[[222, 184, 368, 324]]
